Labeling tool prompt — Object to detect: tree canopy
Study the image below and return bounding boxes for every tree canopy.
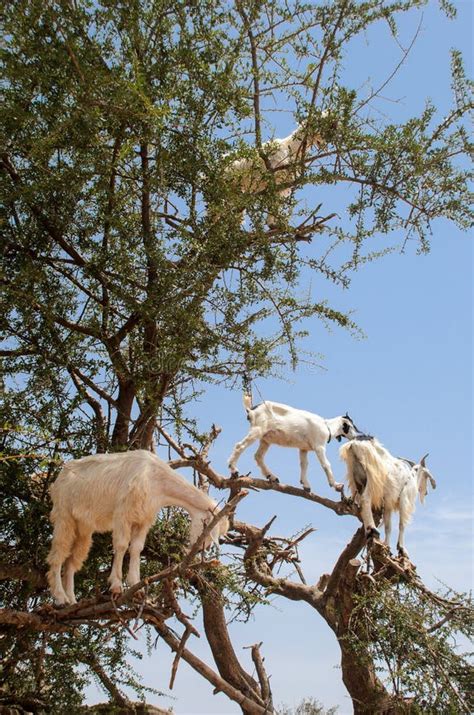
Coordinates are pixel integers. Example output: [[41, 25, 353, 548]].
[[1, 0, 472, 713]]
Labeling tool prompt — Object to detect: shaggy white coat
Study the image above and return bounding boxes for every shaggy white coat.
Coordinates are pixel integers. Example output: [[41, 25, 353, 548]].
[[47, 450, 228, 605], [226, 122, 326, 225], [340, 438, 436, 557]]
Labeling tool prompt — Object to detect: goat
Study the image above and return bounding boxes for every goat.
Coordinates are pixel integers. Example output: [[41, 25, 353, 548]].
[[225, 120, 326, 227], [228, 394, 360, 493], [340, 437, 437, 557], [47, 450, 229, 605]]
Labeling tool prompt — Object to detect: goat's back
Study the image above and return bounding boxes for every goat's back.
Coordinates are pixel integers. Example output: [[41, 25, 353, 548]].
[[50, 451, 219, 533], [50, 451, 159, 532], [250, 400, 322, 420]]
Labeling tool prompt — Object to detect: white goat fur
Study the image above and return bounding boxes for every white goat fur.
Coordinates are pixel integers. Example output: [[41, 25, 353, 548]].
[[226, 122, 326, 225], [339, 438, 436, 557], [228, 394, 359, 492], [47, 450, 229, 605]]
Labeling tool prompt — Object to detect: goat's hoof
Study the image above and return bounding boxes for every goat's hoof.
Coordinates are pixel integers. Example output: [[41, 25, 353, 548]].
[[52, 592, 70, 607], [366, 528, 380, 540], [267, 475, 279, 484], [303, 486, 311, 493], [397, 547, 409, 559], [230, 470, 239, 479]]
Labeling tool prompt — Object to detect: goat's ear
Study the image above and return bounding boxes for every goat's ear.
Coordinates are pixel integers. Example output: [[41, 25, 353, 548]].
[[418, 473, 428, 504], [418, 468, 436, 503]]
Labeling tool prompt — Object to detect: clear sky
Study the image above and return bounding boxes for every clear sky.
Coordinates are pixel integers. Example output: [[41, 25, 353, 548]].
[[86, 2, 472, 712]]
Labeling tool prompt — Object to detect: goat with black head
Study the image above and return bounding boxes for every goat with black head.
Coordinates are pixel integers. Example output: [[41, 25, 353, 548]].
[[228, 395, 361, 492]]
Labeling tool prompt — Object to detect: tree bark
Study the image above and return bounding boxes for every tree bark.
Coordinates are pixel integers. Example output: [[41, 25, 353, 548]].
[[196, 581, 266, 714], [111, 377, 135, 448]]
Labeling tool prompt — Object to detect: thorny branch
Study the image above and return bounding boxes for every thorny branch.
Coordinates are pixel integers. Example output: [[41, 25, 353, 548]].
[[1, 425, 470, 714]]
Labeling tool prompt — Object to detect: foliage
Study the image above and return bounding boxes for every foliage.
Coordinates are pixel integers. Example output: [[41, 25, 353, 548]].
[[346, 580, 474, 713], [277, 696, 338, 715], [0, 449, 165, 711], [0, 0, 472, 712], [2, 0, 472, 453]]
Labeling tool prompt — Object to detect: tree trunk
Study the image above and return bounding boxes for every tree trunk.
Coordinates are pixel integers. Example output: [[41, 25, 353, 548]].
[[111, 377, 135, 448], [197, 583, 266, 714], [329, 557, 414, 714]]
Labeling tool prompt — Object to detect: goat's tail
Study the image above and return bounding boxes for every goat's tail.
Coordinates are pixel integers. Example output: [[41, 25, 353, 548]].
[[340, 440, 387, 509], [243, 393, 252, 411]]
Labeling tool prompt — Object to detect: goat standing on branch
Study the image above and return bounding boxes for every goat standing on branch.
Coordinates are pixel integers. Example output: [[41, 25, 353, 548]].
[[225, 118, 327, 227], [47, 451, 229, 605], [340, 437, 437, 557], [228, 394, 360, 493]]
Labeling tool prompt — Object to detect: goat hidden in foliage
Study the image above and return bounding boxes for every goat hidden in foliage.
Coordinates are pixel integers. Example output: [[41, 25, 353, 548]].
[[224, 119, 327, 227]]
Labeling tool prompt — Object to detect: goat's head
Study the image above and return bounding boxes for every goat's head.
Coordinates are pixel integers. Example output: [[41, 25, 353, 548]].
[[336, 413, 361, 442], [292, 117, 327, 151], [414, 453, 437, 503], [188, 509, 229, 550]]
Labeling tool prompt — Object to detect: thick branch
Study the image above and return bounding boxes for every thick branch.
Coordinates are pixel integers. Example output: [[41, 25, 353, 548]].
[[323, 526, 366, 601], [0, 562, 46, 588], [152, 621, 269, 715]]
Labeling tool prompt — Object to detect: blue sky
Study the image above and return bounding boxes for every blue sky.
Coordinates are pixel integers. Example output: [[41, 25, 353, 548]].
[[86, 2, 472, 712]]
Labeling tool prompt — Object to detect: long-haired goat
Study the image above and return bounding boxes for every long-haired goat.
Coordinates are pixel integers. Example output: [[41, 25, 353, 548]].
[[340, 437, 437, 557], [226, 120, 326, 226], [228, 394, 360, 492], [47, 450, 229, 605]]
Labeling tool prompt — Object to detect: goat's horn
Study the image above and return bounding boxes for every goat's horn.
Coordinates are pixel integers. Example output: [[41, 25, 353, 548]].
[[419, 453, 429, 467]]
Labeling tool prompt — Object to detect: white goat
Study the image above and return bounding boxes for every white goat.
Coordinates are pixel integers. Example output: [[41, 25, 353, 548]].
[[228, 394, 360, 492], [340, 437, 437, 557], [226, 120, 326, 226], [47, 450, 229, 605]]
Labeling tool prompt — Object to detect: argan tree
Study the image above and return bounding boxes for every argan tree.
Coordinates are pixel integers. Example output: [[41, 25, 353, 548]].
[[1, 0, 472, 713]]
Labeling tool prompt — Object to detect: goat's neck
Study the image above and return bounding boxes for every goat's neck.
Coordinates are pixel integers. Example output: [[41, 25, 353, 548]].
[[150, 474, 214, 518], [158, 491, 211, 518], [326, 416, 344, 439], [285, 132, 304, 155]]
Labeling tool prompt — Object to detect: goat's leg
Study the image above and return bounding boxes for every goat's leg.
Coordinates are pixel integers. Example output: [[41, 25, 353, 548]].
[[314, 446, 343, 492], [62, 527, 92, 604], [383, 509, 393, 553], [108, 522, 132, 596], [397, 512, 410, 559], [126, 523, 150, 587], [397, 491, 415, 558], [47, 518, 77, 605], [267, 187, 292, 228], [299, 450, 311, 492], [254, 440, 279, 483], [228, 427, 262, 476], [360, 489, 380, 539]]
